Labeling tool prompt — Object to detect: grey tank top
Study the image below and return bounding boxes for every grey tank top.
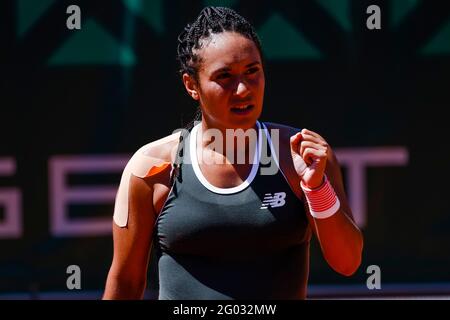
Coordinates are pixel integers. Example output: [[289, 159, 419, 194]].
[[154, 121, 312, 299]]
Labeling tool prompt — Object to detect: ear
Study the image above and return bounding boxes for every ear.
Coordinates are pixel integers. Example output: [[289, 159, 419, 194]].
[[182, 73, 200, 101]]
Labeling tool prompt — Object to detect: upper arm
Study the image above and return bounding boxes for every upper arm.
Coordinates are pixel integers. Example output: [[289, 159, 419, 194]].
[[109, 174, 156, 282], [108, 133, 180, 283], [113, 132, 181, 227]]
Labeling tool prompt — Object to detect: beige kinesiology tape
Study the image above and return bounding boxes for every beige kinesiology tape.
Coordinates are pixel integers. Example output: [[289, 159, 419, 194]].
[[113, 140, 176, 227]]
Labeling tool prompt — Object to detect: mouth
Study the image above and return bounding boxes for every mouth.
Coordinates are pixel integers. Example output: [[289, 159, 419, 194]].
[[230, 104, 254, 115]]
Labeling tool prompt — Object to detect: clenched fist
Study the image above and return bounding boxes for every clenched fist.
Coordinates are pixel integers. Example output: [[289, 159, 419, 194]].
[[290, 128, 330, 189]]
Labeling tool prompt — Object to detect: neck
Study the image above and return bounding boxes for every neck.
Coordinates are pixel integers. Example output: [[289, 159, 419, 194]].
[[197, 120, 259, 165]]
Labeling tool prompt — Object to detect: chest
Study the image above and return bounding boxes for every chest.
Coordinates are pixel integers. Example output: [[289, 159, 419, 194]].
[[197, 161, 254, 189], [156, 165, 310, 258]]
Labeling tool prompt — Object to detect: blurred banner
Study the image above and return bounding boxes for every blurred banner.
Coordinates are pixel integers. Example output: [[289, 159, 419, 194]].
[[1, 0, 450, 296]]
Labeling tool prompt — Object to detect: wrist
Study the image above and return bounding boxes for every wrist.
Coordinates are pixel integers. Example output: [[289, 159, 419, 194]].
[[300, 175, 340, 219], [301, 176, 325, 190]]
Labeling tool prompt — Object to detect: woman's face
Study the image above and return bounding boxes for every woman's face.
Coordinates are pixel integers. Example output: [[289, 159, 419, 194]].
[[185, 31, 265, 130]]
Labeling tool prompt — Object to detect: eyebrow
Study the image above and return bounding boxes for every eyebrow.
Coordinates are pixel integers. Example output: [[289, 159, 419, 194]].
[[211, 61, 261, 75]]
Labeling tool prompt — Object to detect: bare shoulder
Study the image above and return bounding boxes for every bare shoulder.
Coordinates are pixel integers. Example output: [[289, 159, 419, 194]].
[[263, 121, 300, 140], [264, 121, 338, 165], [117, 127, 182, 186], [262, 121, 352, 219], [262, 121, 340, 192], [262, 122, 302, 197], [263, 121, 301, 161], [142, 131, 183, 160], [124, 131, 182, 178], [113, 131, 181, 227]]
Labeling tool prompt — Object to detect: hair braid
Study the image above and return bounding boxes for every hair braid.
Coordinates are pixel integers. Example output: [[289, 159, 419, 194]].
[[176, 6, 263, 79]]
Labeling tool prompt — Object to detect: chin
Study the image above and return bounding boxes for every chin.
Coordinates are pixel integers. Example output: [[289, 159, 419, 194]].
[[227, 117, 259, 130], [229, 109, 262, 129]]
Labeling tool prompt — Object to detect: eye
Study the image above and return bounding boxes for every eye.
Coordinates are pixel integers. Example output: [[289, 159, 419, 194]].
[[245, 67, 259, 75], [216, 72, 231, 80]]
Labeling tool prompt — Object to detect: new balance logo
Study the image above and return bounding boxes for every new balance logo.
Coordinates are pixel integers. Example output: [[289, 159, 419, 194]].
[[260, 192, 286, 209]]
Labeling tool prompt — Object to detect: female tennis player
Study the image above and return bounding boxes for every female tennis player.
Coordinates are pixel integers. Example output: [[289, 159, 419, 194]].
[[103, 6, 363, 300]]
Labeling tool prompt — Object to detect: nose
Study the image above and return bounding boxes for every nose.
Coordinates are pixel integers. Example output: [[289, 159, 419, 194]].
[[235, 80, 250, 97]]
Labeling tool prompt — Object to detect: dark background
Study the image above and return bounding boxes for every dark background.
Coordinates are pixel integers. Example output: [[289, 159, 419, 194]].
[[1, 0, 450, 297]]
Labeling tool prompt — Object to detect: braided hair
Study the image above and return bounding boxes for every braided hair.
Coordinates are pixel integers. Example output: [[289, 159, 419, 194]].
[[177, 6, 263, 80]]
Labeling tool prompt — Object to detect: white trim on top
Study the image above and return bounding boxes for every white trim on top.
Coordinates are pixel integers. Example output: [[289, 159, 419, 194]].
[[190, 121, 262, 194], [261, 122, 288, 180], [261, 122, 302, 199]]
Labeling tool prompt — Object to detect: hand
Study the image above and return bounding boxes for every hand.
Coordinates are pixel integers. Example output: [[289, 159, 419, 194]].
[[290, 128, 329, 189]]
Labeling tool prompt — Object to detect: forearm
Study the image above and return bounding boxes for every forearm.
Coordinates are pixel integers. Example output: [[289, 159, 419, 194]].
[[103, 273, 146, 300], [289, 128, 363, 275], [312, 209, 363, 276]]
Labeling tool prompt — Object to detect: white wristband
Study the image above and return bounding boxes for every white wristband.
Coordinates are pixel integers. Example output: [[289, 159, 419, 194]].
[[301, 176, 340, 219]]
